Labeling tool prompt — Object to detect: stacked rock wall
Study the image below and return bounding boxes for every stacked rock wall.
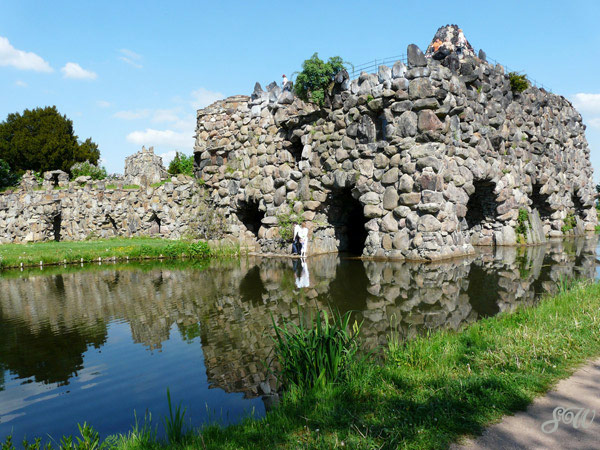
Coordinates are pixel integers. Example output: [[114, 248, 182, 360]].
[[194, 40, 597, 260], [0, 175, 210, 243]]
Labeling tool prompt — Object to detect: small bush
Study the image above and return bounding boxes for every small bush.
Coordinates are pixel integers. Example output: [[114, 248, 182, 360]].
[[270, 308, 361, 390], [294, 53, 346, 106], [515, 208, 530, 241], [70, 161, 107, 180], [561, 213, 577, 233], [168, 152, 194, 176], [508, 72, 529, 93]]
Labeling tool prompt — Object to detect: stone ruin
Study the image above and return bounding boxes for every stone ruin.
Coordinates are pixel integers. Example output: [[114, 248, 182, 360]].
[[194, 25, 597, 260], [123, 145, 168, 186], [0, 146, 207, 244]]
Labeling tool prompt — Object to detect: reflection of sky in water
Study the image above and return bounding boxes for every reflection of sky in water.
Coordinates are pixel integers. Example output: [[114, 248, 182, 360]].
[[0, 322, 264, 442], [0, 237, 598, 443]]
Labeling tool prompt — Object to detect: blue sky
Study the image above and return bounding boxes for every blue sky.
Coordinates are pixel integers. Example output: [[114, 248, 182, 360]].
[[2, 0, 600, 177]]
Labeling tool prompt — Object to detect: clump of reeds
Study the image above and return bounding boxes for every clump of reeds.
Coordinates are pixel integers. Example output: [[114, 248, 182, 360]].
[[270, 308, 361, 390]]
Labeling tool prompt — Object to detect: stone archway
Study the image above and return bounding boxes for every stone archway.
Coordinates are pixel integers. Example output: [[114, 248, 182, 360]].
[[531, 183, 552, 220], [465, 180, 498, 230], [52, 213, 62, 242], [148, 212, 161, 235], [236, 199, 265, 238], [572, 191, 585, 218], [326, 188, 368, 255]]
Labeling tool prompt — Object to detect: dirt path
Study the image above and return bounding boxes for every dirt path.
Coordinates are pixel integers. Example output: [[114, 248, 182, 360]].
[[451, 358, 600, 450]]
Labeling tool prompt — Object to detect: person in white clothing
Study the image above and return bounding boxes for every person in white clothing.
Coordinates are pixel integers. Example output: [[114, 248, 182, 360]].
[[293, 223, 302, 255], [282, 74, 289, 87], [297, 222, 309, 258]]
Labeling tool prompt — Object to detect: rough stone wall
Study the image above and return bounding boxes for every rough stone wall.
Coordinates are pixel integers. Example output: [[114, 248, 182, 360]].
[[0, 175, 211, 243], [124, 146, 168, 186], [194, 34, 597, 260]]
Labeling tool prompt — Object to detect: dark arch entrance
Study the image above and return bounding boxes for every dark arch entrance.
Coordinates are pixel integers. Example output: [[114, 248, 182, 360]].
[[52, 213, 62, 242], [531, 183, 552, 220], [572, 192, 585, 218], [287, 139, 303, 164], [148, 212, 161, 234], [465, 180, 498, 229], [236, 199, 265, 238], [327, 188, 368, 255]]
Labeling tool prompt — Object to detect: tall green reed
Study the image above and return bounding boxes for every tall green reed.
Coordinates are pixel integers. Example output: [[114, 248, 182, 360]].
[[270, 308, 361, 390], [164, 389, 187, 444]]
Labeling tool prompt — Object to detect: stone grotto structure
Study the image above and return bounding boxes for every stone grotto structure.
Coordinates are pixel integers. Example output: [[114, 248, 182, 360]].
[[0, 25, 597, 260], [193, 25, 597, 260]]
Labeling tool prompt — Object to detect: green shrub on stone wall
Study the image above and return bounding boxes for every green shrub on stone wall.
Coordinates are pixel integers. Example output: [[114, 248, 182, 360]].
[[70, 160, 107, 180], [508, 72, 529, 93], [561, 213, 576, 233], [294, 53, 346, 106]]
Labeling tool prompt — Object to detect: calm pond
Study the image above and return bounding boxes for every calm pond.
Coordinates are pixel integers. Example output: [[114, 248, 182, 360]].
[[0, 237, 599, 442]]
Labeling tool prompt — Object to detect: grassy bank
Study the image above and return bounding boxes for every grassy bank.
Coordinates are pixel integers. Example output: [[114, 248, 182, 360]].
[[3, 281, 600, 449], [0, 238, 239, 269]]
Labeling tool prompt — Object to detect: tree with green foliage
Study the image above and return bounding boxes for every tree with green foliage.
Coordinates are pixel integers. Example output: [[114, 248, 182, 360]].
[[167, 152, 194, 176], [294, 53, 346, 106], [0, 159, 18, 188], [0, 106, 100, 175]]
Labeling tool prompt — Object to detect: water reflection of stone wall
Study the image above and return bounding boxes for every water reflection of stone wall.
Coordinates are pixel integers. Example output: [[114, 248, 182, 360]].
[[0, 237, 596, 396]]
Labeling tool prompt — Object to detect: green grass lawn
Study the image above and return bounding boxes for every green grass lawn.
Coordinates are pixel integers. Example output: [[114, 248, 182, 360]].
[[3, 279, 600, 449], [0, 237, 238, 269]]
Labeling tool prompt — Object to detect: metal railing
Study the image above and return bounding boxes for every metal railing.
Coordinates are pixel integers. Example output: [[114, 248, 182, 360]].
[[349, 54, 407, 79], [486, 57, 552, 93], [347, 53, 551, 92]]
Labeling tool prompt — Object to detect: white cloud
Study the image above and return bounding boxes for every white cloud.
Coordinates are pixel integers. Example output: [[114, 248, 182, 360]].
[[571, 93, 600, 115], [61, 62, 97, 80], [588, 118, 600, 129], [121, 87, 221, 155], [114, 108, 194, 131], [14, 80, 27, 87], [97, 100, 111, 108], [191, 87, 224, 109], [114, 109, 151, 120], [152, 108, 181, 123], [126, 128, 193, 150], [0, 36, 52, 72], [119, 49, 142, 68]]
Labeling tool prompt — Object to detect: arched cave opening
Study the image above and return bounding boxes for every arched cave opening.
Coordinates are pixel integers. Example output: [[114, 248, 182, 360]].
[[465, 180, 499, 229], [148, 212, 161, 234], [51, 173, 60, 187], [327, 188, 368, 255], [288, 139, 303, 164], [571, 192, 585, 218], [52, 213, 62, 242], [236, 199, 265, 238], [531, 183, 552, 220], [105, 214, 118, 233]]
